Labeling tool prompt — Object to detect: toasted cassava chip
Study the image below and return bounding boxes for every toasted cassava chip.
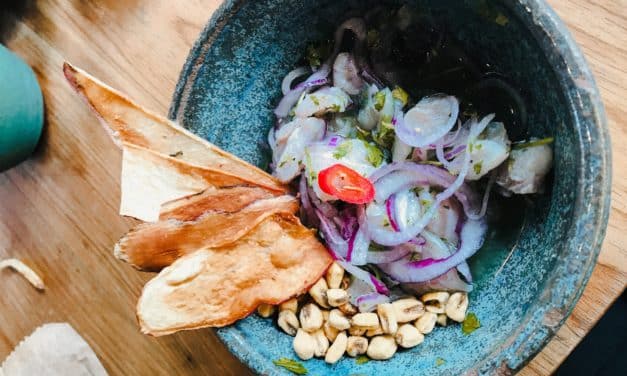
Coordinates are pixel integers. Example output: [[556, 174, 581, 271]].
[[63, 62, 286, 194], [120, 143, 275, 222], [137, 213, 333, 336], [115, 196, 299, 271], [159, 185, 276, 221]]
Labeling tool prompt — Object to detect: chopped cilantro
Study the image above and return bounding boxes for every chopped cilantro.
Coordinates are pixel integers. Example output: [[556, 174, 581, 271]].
[[310, 95, 320, 106], [273, 358, 308, 375], [333, 141, 352, 159], [364, 142, 384, 167], [278, 160, 288, 168], [512, 137, 554, 150], [473, 161, 483, 175], [329, 104, 341, 112], [373, 91, 386, 111], [417, 160, 443, 167], [462, 312, 481, 335], [373, 117, 395, 148], [305, 42, 331, 68], [392, 86, 409, 107], [356, 355, 370, 365], [435, 357, 446, 367], [369, 243, 386, 252]]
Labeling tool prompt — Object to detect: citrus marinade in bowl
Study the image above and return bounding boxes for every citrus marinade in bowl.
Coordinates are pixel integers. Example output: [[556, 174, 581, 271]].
[[259, 13, 553, 368]]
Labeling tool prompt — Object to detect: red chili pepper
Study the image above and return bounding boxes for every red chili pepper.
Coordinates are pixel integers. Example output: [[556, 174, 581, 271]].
[[318, 164, 375, 204]]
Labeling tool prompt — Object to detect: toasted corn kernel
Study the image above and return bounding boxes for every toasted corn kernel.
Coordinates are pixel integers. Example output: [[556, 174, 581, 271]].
[[256, 303, 275, 318], [366, 324, 383, 337], [312, 329, 330, 357], [293, 329, 316, 360], [326, 289, 349, 307], [339, 302, 358, 316], [309, 278, 330, 308], [422, 292, 450, 314], [415, 312, 437, 334], [323, 321, 340, 342], [436, 314, 448, 327], [329, 309, 351, 330], [377, 303, 398, 334], [300, 303, 323, 332], [278, 310, 300, 336], [395, 324, 424, 348], [366, 335, 397, 360], [325, 331, 347, 364], [351, 312, 380, 330], [346, 336, 368, 357], [326, 262, 345, 289], [279, 298, 298, 313], [445, 292, 468, 322], [392, 298, 425, 323], [348, 326, 366, 336]]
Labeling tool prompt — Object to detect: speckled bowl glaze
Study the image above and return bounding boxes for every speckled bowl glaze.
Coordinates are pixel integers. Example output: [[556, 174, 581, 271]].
[[168, 0, 611, 374]]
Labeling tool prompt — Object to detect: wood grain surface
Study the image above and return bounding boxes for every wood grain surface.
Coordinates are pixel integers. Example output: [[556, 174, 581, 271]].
[[0, 1, 625, 375]]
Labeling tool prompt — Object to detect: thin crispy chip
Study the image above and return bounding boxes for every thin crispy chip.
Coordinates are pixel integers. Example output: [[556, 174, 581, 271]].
[[120, 143, 276, 222], [159, 186, 275, 221], [63, 62, 286, 194], [0, 259, 45, 291], [115, 196, 299, 271], [137, 213, 332, 335]]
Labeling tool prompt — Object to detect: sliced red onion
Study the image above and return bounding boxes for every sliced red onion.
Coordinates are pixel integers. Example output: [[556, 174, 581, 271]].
[[466, 170, 497, 220], [274, 66, 330, 118], [316, 209, 348, 259], [366, 245, 412, 264], [365, 163, 478, 246], [402, 268, 473, 295], [385, 194, 401, 232], [456, 261, 473, 283], [281, 66, 310, 95], [337, 260, 389, 295], [356, 293, 390, 312], [379, 218, 487, 283], [444, 144, 466, 160], [347, 226, 369, 266], [396, 95, 459, 148]]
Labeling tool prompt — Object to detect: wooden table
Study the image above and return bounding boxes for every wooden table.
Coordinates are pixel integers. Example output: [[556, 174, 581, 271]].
[[1, 1, 625, 374]]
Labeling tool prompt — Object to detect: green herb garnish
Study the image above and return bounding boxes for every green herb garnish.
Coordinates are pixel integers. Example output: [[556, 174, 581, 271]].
[[273, 358, 308, 375], [461, 312, 481, 335], [435, 357, 446, 367], [329, 104, 341, 112], [495, 13, 509, 26], [278, 160, 288, 168], [333, 141, 353, 159], [417, 160, 443, 167], [373, 117, 395, 148], [473, 161, 483, 175], [373, 91, 386, 111], [512, 137, 554, 150], [310, 95, 320, 106], [364, 142, 384, 167], [392, 86, 409, 107], [355, 355, 370, 365]]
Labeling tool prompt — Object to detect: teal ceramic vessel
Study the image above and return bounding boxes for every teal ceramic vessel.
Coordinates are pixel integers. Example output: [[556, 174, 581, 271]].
[[0, 44, 43, 172], [169, 0, 611, 374]]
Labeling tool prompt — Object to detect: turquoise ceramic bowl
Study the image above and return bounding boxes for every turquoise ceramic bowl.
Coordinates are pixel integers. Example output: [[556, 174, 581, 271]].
[[169, 0, 611, 374]]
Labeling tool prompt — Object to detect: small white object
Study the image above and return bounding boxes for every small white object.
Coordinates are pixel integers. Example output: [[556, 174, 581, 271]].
[[0, 259, 44, 291]]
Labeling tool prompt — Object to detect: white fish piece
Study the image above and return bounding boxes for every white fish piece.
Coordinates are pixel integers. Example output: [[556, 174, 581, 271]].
[[497, 142, 553, 194], [294, 87, 351, 118], [273, 118, 326, 182], [333, 52, 364, 95]]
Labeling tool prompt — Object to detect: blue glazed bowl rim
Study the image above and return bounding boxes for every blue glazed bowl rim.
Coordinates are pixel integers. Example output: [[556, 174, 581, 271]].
[[168, 0, 612, 374]]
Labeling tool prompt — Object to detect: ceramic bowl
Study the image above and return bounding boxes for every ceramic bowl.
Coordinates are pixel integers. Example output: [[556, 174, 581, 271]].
[[169, 0, 611, 374]]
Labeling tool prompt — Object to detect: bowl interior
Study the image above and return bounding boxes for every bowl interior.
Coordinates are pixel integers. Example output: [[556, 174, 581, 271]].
[[169, 0, 607, 375]]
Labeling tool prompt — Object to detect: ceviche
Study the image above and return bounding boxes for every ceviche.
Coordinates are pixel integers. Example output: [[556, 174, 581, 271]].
[[264, 15, 553, 366]]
